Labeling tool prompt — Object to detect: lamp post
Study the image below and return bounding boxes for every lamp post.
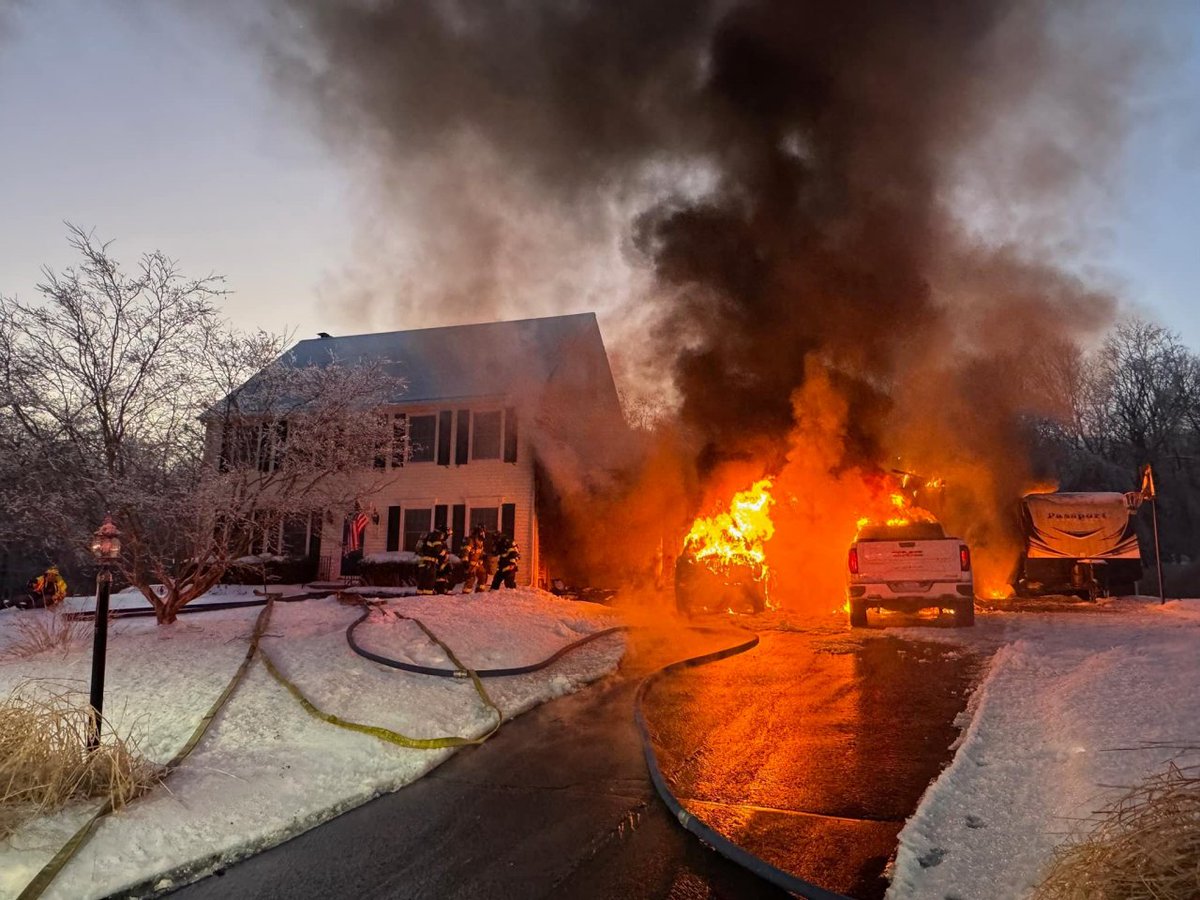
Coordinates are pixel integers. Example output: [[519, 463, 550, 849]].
[[88, 514, 121, 750]]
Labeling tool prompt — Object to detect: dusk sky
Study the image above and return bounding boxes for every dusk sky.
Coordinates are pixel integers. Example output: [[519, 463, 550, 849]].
[[2, 1, 1199, 351]]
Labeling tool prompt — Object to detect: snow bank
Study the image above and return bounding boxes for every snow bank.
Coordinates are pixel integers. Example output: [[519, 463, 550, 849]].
[[49, 583, 310, 614], [0, 588, 624, 899], [362, 550, 419, 564], [887, 598, 1200, 899]]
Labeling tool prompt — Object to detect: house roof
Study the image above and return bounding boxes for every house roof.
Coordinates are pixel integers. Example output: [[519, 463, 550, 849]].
[[283, 312, 619, 407]]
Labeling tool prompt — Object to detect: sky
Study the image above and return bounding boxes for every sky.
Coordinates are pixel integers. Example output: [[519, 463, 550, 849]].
[[1, 1, 1198, 352]]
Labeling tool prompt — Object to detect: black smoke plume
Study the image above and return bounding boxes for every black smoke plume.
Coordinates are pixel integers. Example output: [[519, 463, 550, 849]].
[[253, 0, 1151, 595]]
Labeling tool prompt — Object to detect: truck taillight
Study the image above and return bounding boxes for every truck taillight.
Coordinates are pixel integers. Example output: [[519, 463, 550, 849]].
[[848, 547, 860, 575], [960, 545, 971, 572]]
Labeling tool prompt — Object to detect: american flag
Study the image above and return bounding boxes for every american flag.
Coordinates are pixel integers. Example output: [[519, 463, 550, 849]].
[[346, 512, 370, 552]]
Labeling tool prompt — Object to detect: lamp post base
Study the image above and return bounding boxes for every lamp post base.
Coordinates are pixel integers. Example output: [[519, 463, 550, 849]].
[[87, 569, 112, 751]]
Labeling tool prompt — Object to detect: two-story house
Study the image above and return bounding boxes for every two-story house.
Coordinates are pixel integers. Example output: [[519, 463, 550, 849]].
[[214, 312, 625, 587]]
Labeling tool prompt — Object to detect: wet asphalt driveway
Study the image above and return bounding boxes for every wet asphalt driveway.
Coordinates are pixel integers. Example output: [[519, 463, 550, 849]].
[[169, 614, 982, 900]]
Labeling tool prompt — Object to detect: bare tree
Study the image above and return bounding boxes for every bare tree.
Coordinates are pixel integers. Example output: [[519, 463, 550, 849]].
[[1032, 316, 1200, 560], [0, 226, 400, 622]]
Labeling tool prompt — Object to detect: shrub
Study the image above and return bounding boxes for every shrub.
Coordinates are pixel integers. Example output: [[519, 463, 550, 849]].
[[0, 685, 161, 839], [1036, 762, 1200, 899], [4, 610, 91, 659], [222, 555, 317, 586], [359, 555, 465, 588]]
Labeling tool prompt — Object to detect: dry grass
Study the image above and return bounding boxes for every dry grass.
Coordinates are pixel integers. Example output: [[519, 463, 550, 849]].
[[4, 610, 91, 659], [1036, 763, 1200, 900], [0, 685, 162, 839]]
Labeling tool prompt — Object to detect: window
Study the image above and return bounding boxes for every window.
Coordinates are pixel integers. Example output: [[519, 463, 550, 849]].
[[281, 517, 309, 557], [472, 411, 502, 460], [220, 423, 267, 472], [252, 511, 281, 555], [469, 507, 499, 533], [403, 508, 432, 552], [408, 415, 436, 463], [469, 507, 499, 553]]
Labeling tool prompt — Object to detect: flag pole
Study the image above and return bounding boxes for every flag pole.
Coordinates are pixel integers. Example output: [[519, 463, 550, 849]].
[[1142, 463, 1165, 605], [1151, 494, 1165, 604]]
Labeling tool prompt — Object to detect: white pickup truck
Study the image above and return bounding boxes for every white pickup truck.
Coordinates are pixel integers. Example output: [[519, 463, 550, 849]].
[[847, 521, 975, 627]]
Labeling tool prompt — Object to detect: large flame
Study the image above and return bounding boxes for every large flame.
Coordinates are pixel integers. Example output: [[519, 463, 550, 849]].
[[684, 478, 775, 600], [855, 484, 939, 535]]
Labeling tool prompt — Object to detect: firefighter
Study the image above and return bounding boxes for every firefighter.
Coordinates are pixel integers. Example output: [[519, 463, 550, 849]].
[[29, 565, 68, 609], [462, 526, 488, 593], [433, 528, 455, 595], [490, 532, 520, 590], [416, 528, 446, 595]]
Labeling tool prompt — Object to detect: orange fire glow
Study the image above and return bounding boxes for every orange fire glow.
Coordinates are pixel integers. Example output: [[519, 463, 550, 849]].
[[684, 478, 776, 604], [666, 364, 1064, 615], [854, 484, 939, 535]]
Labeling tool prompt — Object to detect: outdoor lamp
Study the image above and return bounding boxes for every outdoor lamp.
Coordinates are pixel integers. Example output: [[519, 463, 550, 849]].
[[88, 514, 121, 750], [91, 515, 121, 561]]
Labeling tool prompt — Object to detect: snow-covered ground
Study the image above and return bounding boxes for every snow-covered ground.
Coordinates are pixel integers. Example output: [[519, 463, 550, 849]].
[[7, 587, 1193, 899], [0, 588, 625, 899], [887, 597, 1200, 899]]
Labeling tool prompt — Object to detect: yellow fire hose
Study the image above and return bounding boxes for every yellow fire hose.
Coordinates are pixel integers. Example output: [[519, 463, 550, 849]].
[[14, 598, 509, 899]]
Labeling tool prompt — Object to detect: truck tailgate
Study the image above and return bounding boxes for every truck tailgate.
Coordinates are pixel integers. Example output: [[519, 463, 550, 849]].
[[858, 540, 962, 582]]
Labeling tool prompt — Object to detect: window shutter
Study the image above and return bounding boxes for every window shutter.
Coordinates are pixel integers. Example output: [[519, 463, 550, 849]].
[[391, 414, 407, 467], [501, 503, 516, 538], [455, 409, 470, 465], [503, 407, 518, 463], [386, 507, 401, 552], [451, 504, 466, 553], [434, 504, 448, 531], [437, 410, 453, 466]]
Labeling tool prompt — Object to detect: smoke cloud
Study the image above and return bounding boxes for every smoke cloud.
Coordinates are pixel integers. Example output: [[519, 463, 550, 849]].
[[249, 0, 1153, 601]]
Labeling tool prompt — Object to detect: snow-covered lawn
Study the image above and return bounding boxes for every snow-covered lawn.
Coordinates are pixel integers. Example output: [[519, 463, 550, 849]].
[[0, 588, 625, 899], [887, 598, 1200, 899]]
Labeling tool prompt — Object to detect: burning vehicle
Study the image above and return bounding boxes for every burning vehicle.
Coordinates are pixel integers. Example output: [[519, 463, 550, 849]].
[[847, 495, 975, 628], [674, 479, 774, 616], [1015, 492, 1142, 600]]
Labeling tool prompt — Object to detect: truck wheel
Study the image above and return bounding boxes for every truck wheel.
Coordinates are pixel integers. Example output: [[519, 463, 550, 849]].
[[745, 582, 766, 614], [848, 600, 868, 628], [953, 599, 975, 627]]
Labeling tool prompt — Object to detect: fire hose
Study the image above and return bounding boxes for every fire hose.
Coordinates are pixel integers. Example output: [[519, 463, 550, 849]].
[[14, 597, 509, 899], [21, 596, 850, 900], [350, 606, 850, 899], [15, 602, 277, 900], [633, 633, 852, 900], [346, 603, 627, 677]]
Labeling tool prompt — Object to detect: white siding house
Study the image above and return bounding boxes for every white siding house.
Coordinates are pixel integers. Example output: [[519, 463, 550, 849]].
[[211, 313, 624, 587]]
